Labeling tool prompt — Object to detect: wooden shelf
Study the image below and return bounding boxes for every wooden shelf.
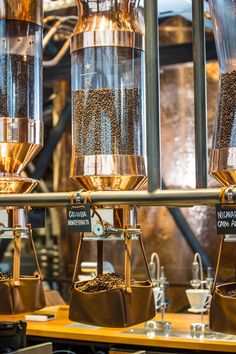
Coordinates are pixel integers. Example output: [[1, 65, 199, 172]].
[[1, 306, 236, 352]]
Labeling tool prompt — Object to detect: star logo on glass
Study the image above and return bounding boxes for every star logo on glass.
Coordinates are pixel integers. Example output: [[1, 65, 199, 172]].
[[85, 63, 92, 70]]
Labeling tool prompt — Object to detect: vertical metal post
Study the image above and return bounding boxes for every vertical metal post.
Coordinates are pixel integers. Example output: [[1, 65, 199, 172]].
[[97, 240, 103, 275], [145, 0, 162, 192], [192, 0, 208, 188]]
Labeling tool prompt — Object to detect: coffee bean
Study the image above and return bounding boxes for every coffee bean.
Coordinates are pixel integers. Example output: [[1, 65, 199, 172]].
[[0, 272, 12, 280], [222, 288, 236, 298], [77, 273, 139, 293], [215, 70, 236, 149], [0, 54, 36, 118], [72, 88, 143, 155]]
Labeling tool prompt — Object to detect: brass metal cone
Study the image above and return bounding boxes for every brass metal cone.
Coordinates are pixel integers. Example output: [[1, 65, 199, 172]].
[[0, 118, 43, 175], [0, 176, 38, 194], [70, 155, 147, 191], [210, 147, 236, 186]]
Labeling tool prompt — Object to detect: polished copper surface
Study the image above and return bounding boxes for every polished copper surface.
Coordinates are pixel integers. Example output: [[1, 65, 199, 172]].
[[71, 31, 143, 52], [71, 0, 143, 51], [0, 118, 43, 174], [209, 148, 236, 186], [71, 175, 147, 191], [210, 169, 236, 187], [70, 154, 147, 190], [0, 0, 43, 26], [0, 176, 38, 193]]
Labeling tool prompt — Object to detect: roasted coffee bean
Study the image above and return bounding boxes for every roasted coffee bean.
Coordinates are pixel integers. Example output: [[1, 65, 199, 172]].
[[78, 273, 139, 293], [72, 88, 143, 155], [215, 70, 236, 149], [0, 272, 12, 280], [227, 289, 236, 298], [0, 54, 36, 118]]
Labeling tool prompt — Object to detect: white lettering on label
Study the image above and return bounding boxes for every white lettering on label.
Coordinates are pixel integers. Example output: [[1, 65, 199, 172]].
[[68, 220, 89, 226], [231, 220, 236, 227], [85, 77, 92, 87], [217, 210, 236, 219], [69, 211, 87, 218], [217, 220, 229, 227]]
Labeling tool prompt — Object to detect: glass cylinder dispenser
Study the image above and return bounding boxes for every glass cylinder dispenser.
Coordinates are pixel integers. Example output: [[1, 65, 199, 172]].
[[0, 0, 43, 185], [70, 0, 146, 191], [209, 0, 236, 186]]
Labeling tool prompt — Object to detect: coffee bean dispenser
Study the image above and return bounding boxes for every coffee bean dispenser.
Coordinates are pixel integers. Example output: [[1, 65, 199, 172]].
[[70, 0, 147, 191], [0, 0, 43, 231], [209, 0, 236, 186]]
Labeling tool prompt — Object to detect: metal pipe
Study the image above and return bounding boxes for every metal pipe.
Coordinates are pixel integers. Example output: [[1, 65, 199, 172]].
[[0, 189, 221, 207], [194, 253, 204, 288], [192, 0, 208, 188], [43, 37, 70, 67], [145, 0, 162, 192], [43, 16, 77, 48]]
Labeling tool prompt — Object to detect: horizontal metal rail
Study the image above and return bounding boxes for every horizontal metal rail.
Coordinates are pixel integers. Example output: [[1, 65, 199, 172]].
[[0, 189, 222, 208]]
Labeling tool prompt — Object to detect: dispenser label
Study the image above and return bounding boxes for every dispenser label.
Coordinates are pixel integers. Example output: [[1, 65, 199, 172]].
[[66, 204, 91, 232], [81, 62, 97, 88], [28, 208, 46, 229], [215, 204, 236, 234]]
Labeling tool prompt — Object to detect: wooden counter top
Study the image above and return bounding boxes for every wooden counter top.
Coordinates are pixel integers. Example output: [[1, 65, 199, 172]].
[[1, 306, 236, 352]]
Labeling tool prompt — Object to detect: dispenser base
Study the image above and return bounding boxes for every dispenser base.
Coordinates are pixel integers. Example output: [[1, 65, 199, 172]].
[[145, 320, 172, 331], [190, 322, 209, 332]]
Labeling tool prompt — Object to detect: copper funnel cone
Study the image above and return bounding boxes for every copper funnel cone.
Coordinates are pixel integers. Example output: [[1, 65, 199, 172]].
[[0, 176, 38, 194], [70, 155, 147, 191], [0, 118, 43, 175]]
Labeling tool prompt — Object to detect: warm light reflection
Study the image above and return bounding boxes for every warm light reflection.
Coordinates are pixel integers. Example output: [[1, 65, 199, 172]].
[[0, 144, 7, 158], [43, 0, 75, 11], [147, 330, 156, 339]]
